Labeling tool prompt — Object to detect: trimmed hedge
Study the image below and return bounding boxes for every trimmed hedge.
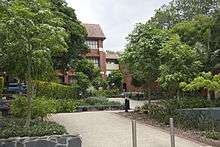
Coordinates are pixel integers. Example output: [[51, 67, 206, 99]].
[[0, 77, 4, 95], [35, 81, 79, 99], [92, 89, 120, 98], [0, 118, 67, 139]]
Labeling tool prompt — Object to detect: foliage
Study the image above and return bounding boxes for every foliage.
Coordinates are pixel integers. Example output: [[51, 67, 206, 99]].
[[92, 77, 108, 90], [159, 35, 202, 96], [140, 98, 217, 131], [149, 0, 219, 29], [92, 89, 120, 98], [11, 96, 56, 119], [76, 60, 101, 81], [205, 130, 220, 140], [74, 72, 91, 98], [0, 0, 70, 126], [107, 70, 123, 90], [180, 72, 220, 99], [0, 0, 68, 81], [0, 118, 67, 139], [0, 76, 4, 95], [172, 15, 219, 71], [121, 23, 169, 97], [35, 81, 79, 99], [55, 99, 79, 113], [50, 0, 88, 70]]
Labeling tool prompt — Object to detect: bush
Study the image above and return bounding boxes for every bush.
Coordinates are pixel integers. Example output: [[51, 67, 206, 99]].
[[35, 81, 79, 99], [11, 96, 56, 119], [55, 99, 79, 113], [92, 89, 120, 98], [0, 118, 67, 139], [205, 131, 220, 140], [141, 97, 216, 129], [0, 77, 4, 95]]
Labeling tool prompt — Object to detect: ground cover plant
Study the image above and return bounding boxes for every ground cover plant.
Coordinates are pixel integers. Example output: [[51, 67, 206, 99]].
[[0, 118, 67, 139]]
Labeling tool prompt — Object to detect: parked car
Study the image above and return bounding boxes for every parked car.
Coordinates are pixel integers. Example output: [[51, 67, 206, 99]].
[[7, 83, 27, 94]]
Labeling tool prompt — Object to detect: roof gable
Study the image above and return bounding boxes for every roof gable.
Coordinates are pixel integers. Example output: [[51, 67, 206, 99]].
[[83, 23, 106, 39]]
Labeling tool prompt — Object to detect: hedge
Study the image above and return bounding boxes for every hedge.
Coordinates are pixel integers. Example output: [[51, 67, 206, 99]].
[[35, 81, 79, 99], [0, 77, 4, 95]]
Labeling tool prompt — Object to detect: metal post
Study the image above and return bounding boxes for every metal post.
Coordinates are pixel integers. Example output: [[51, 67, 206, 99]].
[[170, 118, 175, 147], [132, 120, 137, 147]]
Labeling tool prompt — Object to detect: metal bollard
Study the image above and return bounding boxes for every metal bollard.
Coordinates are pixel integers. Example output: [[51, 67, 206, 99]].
[[125, 98, 130, 112], [132, 120, 137, 147], [170, 118, 175, 147]]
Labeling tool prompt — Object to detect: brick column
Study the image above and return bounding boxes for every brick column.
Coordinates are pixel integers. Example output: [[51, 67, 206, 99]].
[[99, 51, 106, 77]]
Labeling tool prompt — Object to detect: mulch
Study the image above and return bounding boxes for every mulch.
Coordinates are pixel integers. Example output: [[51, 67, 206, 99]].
[[116, 111, 220, 147]]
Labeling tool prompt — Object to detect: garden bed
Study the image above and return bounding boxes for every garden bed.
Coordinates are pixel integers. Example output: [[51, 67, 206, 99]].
[[0, 118, 67, 139], [117, 112, 220, 147]]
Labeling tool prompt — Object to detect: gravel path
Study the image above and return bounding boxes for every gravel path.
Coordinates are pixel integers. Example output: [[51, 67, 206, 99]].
[[50, 111, 211, 147]]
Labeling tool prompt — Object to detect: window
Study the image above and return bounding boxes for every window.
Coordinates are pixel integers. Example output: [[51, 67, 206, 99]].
[[106, 59, 119, 64], [86, 40, 98, 49], [87, 57, 100, 68]]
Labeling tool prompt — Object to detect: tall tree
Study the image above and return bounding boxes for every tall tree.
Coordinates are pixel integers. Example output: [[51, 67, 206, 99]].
[[0, 0, 68, 126], [149, 0, 219, 29], [159, 35, 202, 98], [172, 15, 220, 71], [121, 23, 169, 99], [50, 0, 88, 71]]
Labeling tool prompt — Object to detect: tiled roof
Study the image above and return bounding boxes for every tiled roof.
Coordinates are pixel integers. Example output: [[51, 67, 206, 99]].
[[83, 23, 106, 39]]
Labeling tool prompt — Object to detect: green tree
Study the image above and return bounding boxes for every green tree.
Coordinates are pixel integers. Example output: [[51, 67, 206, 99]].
[[180, 72, 220, 100], [159, 35, 202, 98], [50, 0, 88, 71], [0, 0, 68, 127], [76, 59, 101, 81], [172, 15, 220, 71], [107, 70, 123, 90], [92, 77, 108, 90], [75, 72, 90, 98], [121, 23, 169, 99], [149, 0, 219, 29]]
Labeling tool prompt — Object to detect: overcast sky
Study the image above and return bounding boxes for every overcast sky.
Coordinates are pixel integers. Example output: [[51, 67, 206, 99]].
[[66, 0, 171, 52]]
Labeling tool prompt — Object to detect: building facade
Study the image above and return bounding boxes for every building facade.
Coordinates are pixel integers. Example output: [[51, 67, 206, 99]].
[[57, 23, 143, 92]]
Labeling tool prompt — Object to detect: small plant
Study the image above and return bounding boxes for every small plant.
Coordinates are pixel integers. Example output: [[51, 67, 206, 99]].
[[0, 118, 67, 139], [205, 130, 220, 140]]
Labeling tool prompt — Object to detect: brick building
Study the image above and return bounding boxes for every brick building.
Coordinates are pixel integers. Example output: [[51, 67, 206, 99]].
[[83, 23, 107, 76], [57, 23, 143, 92]]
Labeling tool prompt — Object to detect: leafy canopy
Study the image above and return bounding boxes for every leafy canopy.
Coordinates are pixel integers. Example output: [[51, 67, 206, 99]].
[[0, 0, 68, 81]]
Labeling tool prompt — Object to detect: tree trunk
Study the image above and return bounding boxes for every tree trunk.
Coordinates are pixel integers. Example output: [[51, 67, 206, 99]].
[[177, 89, 180, 100], [25, 47, 32, 128], [207, 89, 211, 101], [147, 85, 151, 104]]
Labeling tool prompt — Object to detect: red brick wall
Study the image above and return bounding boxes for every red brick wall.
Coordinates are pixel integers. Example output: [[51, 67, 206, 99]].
[[99, 51, 107, 77], [119, 64, 144, 92]]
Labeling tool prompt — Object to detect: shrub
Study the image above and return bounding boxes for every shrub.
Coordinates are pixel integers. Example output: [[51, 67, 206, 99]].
[[0, 77, 4, 95], [205, 131, 220, 140], [0, 118, 67, 139], [55, 99, 79, 113], [141, 97, 216, 128], [11, 96, 56, 119], [35, 81, 79, 99], [92, 89, 120, 98]]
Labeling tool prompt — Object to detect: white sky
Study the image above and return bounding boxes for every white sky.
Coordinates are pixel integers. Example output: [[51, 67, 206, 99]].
[[66, 0, 171, 52]]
